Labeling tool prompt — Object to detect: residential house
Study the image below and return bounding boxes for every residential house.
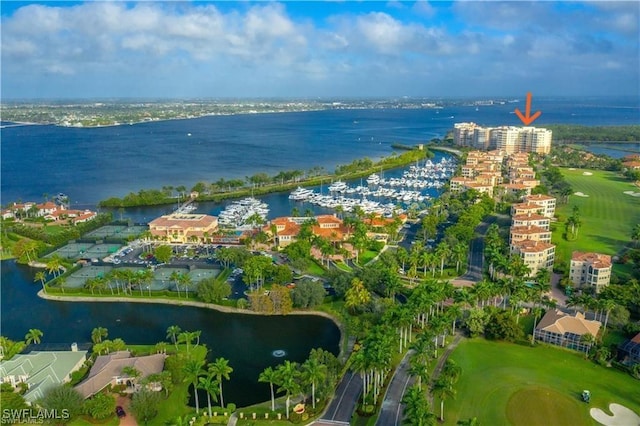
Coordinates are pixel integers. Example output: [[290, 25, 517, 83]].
[[0, 349, 88, 404], [618, 333, 640, 366], [534, 310, 601, 353], [74, 351, 166, 399], [569, 251, 612, 294]]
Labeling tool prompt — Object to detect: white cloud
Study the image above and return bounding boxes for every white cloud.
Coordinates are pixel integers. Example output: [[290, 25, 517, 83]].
[[0, 1, 637, 98]]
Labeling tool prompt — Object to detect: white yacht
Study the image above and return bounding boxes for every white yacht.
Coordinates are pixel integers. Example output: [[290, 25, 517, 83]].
[[328, 180, 348, 192], [289, 187, 314, 200], [366, 173, 380, 185]]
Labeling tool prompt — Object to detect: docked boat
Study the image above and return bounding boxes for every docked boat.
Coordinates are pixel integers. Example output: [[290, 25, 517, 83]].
[[328, 180, 348, 192], [289, 187, 314, 200], [218, 197, 270, 228], [366, 173, 381, 185]]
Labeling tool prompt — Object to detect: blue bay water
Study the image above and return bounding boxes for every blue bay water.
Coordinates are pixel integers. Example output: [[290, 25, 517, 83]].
[[1, 97, 638, 407], [2, 97, 638, 208]]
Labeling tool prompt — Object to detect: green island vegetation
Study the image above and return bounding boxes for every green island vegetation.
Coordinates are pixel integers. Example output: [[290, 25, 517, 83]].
[[2, 124, 640, 425], [99, 148, 433, 208], [546, 124, 640, 143]]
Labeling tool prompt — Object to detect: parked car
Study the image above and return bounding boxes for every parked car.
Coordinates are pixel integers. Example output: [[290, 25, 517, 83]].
[[116, 406, 126, 418]]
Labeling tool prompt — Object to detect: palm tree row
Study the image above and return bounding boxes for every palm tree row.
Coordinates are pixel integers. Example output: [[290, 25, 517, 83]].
[[181, 355, 233, 415]]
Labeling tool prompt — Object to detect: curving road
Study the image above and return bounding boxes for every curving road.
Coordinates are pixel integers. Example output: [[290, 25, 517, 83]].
[[375, 350, 415, 426], [452, 214, 507, 287]]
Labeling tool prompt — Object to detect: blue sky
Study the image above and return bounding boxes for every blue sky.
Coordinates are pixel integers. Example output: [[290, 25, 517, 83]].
[[1, 1, 638, 99]]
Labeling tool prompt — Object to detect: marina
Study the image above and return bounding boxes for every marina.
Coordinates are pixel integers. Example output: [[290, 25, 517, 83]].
[[217, 197, 270, 229], [286, 157, 457, 215]]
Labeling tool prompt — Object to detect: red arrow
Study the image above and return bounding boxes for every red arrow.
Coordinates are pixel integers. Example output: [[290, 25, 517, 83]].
[[514, 92, 541, 125]]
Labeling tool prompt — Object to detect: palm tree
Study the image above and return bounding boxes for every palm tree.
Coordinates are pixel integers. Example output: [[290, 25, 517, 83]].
[[122, 366, 141, 390], [258, 366, 278, 412], [302, 357, 327, 409], [402, 384, 436, 426], [91, 327, 108, 344], [166, 325, 181, 349], [34, 271, 47, 293], [435, 242, 451, 276], [580, 333, 596, 356], [25, 328, 43, 345], [275, 360, 300, 419], [601, 299, 616, 336], [182, 359, 205, 414], [198, 373, 219, 418], [432, 377, 456, 422], [178, 331, 198, 354], [209, 357, 233, 409], [46, 255, 63, 278], [632, 224, 640, 247]]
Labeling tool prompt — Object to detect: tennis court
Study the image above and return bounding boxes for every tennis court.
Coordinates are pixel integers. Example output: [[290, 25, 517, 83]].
[[153, 267, 190, 291], [80, 243, 122, 259], [46, 243, 94, 259], [66, 265, 113, 288], [84, 225, 147, 240]]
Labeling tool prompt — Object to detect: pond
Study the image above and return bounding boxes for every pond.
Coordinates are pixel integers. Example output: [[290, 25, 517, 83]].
[[0, 260, 341, 407]]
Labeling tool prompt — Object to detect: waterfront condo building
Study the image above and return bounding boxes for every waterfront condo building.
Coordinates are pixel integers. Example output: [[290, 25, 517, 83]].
[[569, 251, 612, 293], [510, 239, 555, 276], [453, 123, 552, 154], [511, 213, 550, 230], [148, 213, 218, 244], [525, 194, 556, 218]]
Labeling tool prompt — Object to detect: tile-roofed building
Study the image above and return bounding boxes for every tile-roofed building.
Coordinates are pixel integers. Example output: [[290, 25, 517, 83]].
[[525, 194, 556, 218], [622, 161, 640, 170], [74, 351, 166, 399], [618, 332, 640, 366], [148, 213, 218, 244], [0, 349, 88, 404], [264, 217, 302, 247], [569, 251, 612, 294], [511, 213, 550, 230], [510, 239, 555, 276], [534, 310, 601, 353], [509, 225, 552, 245], [498, 183, 532, 197], [36, 202, 59, 217], [511, 178, 540, 189], [511, 202, 544, 217], [312, 217, 352, 242]]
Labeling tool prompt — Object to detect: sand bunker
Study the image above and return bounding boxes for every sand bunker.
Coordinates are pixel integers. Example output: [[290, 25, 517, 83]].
[[623, 191, 640, 197], [583, 172, 593, 176], [574, 192, 590, 197], [590, 403, 640, 426], [569, 168, 577, 170]]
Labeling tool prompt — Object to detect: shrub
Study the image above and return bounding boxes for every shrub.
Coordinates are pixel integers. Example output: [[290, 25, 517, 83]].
[[226, 403, 236, 412]]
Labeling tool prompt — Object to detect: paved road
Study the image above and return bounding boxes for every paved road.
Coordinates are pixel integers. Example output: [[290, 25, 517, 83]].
[[428, 334, 463, 407], [375, 350, 414, 426], [313, 371, 362, 426], [451, 214, 508, 287]]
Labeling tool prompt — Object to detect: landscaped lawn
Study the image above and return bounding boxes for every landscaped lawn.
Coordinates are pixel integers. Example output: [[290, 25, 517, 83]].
[[551, 168, 640, 264], [445, 339, 640, 425]]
